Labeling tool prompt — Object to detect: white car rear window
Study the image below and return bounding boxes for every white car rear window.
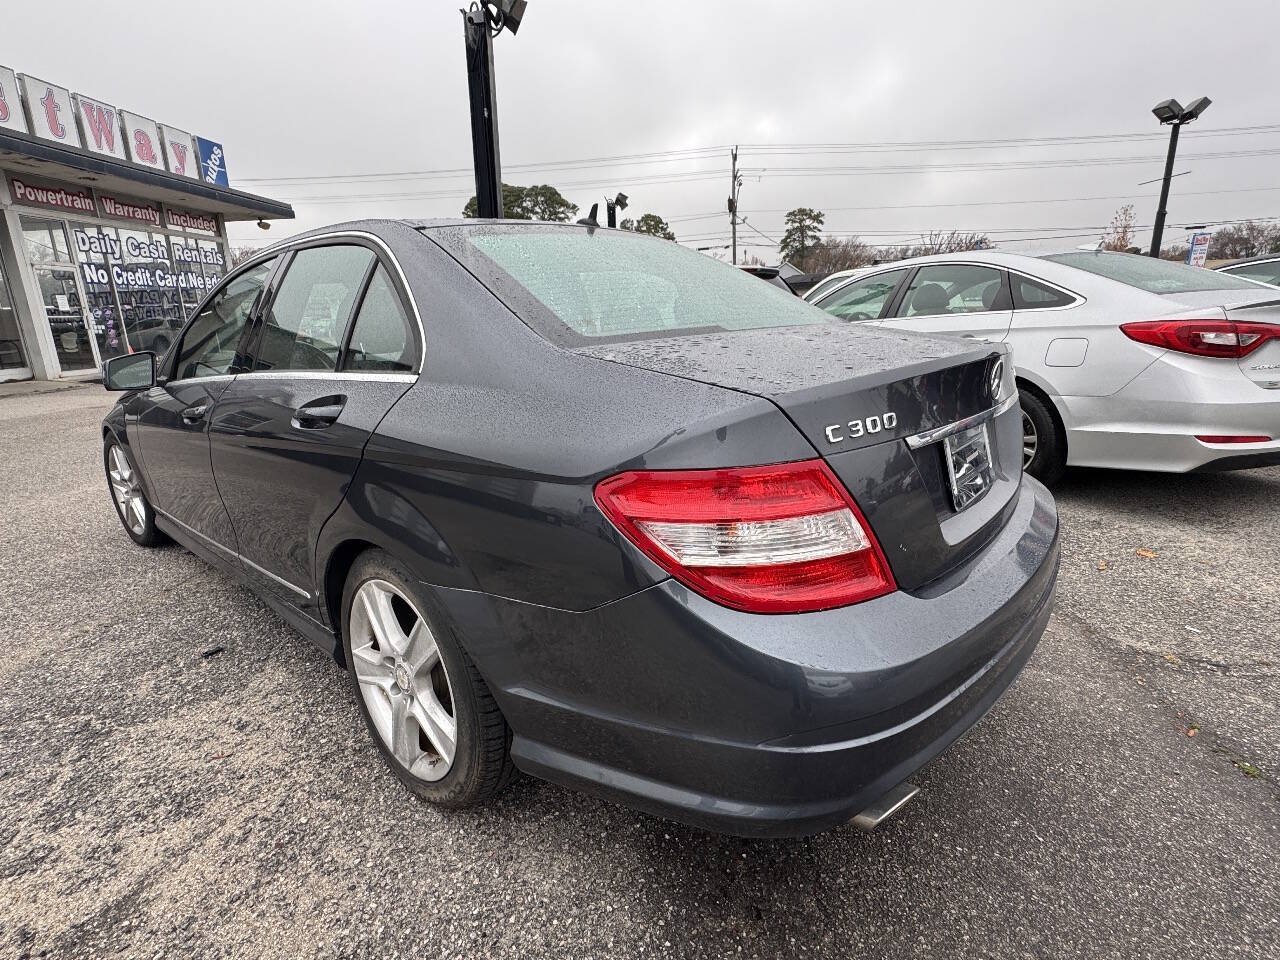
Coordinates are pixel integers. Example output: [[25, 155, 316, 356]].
[[1044, 251, 1260, 294]]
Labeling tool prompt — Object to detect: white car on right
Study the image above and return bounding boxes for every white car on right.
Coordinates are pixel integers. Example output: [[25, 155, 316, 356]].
[[809, 250, 1280, 483]]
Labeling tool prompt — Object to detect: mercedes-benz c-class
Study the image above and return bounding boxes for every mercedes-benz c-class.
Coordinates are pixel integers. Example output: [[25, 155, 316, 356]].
[[101, 219, 1059, 837]]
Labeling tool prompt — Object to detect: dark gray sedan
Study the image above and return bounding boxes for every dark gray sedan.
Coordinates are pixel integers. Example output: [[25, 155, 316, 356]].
[[101, 219, 1059, 837]]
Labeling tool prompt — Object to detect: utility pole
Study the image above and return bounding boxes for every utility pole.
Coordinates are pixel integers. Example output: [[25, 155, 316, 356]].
[[728, 145, 742, 264]]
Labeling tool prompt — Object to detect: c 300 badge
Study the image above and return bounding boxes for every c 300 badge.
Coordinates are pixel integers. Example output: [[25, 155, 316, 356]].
[[824, 412, 898, 445]]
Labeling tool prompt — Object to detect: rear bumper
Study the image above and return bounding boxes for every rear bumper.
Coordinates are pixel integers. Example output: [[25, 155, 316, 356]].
[[435, 475, 1059, 837], [1061, 353, 1280, 472]]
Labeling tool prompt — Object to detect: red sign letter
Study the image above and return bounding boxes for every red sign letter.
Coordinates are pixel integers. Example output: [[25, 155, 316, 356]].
[[81, 102, 117, 152], [0, 82, 9, 123], [169, 140, 188, 175], [41, 89, 65, 139], [133, 129, 157, 165]]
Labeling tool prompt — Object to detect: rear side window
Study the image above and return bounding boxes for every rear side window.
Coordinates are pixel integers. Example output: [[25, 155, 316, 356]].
[[344, 267, 417, 372], [1221, 260, 1280, 287], [460, 228, 831, 344], [899, 264, 1007, 317], [253, 245, 375, 372], [816, 269, 906, 321], [1012, 274, 1077, 310], [1044, 251, 1262, 293], [174, 259, 274, 380]]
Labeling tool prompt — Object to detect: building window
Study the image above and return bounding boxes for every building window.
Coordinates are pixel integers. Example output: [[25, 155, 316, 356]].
[[22, 217, 73, 265], [0, 259, 29, 371]]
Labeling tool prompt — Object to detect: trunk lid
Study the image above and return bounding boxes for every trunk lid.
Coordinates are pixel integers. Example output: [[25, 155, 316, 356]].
[[1226, 299, 1280, 389], [578, 324, 1021, 590], [1159, 292, 1280, 388]]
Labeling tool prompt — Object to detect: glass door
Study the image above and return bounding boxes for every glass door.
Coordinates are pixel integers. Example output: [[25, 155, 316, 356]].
[[21, 215, 101, 373], [33, 265, 98, 372]]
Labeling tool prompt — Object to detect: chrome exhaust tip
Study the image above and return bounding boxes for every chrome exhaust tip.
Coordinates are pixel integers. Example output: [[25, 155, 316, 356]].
[[851, 781, 920, 831]]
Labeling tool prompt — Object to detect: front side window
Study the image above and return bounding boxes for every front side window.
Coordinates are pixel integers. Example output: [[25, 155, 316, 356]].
[[899, 264, 1006, 317], [174, 259, 274, 380], [1044, 251, 1262, 294], [1012, 274, 1077, 310], [1221, 260, 1280, 287], [253, 244, 374, 372], [449, 226, 832, 345], [344, 267, 417, 372], [815, 269, 907, 322]]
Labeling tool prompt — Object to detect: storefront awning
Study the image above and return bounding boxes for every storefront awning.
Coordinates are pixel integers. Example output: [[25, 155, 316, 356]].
[[0, 128, 292, 223]]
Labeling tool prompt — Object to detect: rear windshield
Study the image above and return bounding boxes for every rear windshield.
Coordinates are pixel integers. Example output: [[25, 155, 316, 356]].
[[434, 225, 832, 345], [1043, 251, 1261, 294]]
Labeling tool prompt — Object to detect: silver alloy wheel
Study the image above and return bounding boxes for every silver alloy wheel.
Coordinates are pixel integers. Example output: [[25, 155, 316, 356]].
[[349, 579, 457, 782], [1022, 411, 1039, 468], [108, 444, 148, 536]]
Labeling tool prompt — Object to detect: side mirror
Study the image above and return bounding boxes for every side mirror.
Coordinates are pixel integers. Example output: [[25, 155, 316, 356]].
[[103, 352, 156, 392]]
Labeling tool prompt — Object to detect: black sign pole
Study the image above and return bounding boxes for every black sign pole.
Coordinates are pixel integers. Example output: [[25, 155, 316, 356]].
[[463, 6, 503, 219]]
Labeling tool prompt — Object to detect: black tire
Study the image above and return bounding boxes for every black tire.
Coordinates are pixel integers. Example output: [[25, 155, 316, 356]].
[[103, 437, 168, 547], [341, 549, 515, 806], [1019, 388, 1066, 486]]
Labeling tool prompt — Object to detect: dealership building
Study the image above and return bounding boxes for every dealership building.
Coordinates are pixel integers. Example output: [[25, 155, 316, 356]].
[[0, 65, 292, 382]]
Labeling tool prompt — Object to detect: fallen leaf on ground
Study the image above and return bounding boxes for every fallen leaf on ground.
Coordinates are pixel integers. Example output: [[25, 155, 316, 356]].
[[1136, 548, 1158, 559], [1097, 560, 1110, 571]]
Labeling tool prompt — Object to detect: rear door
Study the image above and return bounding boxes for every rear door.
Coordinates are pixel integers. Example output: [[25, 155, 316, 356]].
[[208, 241, 420, 612], [882, 262, 1013, 342], [132, 258, 276, 552]]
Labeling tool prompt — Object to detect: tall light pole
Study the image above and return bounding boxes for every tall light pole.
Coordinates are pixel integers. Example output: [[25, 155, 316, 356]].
[[462, 1, 527, 219], [1148, 95, 1211, 257]]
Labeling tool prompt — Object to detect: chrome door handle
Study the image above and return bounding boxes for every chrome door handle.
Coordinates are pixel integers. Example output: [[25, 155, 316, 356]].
[[181, 402, 209, 423], [293, 396, 346, 429]]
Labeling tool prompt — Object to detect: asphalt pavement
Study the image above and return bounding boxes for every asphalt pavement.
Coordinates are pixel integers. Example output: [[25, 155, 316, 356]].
[[1, 383, 1276, 959]]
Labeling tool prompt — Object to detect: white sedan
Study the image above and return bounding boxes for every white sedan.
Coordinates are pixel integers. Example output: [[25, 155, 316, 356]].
[[809, 250, 1280, 483]]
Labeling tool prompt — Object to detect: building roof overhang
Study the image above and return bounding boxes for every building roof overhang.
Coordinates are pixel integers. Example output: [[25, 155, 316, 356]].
[[0, 128, 293, 222]]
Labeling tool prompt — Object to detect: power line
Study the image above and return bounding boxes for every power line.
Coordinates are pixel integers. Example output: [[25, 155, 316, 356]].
[[666, 185, 1280, 223], [739, 147, 1280, 178], [237, 123, 1280, 186]]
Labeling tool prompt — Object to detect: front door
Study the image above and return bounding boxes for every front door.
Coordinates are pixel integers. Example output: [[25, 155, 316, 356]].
[[882, 263, 1014, 343], [209, 246, 419, 612], [132, 258, 276, 553], [32, 265, 99, 372]]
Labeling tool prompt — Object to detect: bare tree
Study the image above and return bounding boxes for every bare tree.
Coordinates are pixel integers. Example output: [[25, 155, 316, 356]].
[[877, 230, 992, 262], [1208, 220, 1280, 260], [230, 245, 261, 267], [805, 236, 875, 275], [1101, 204, 1137, 251]]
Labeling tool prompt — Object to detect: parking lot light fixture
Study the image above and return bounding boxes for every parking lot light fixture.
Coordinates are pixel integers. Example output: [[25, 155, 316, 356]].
[[1149, 95, 1211, 257], [462, 1, 530, 219]]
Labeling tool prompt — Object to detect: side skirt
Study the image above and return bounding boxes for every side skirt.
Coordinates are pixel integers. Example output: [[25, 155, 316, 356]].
[[153, 514, 342, 663]]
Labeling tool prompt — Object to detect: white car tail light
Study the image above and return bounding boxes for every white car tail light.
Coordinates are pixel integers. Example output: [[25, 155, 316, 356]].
[[593, 459, 895, 613], [1120, 319, 1279, 358]]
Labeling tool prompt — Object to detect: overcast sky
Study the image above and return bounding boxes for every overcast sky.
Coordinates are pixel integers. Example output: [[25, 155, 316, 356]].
[[9, 1, 1280, 257]]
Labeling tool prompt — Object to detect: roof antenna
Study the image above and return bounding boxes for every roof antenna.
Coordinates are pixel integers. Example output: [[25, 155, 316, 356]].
[[577, 202, 599, 229]]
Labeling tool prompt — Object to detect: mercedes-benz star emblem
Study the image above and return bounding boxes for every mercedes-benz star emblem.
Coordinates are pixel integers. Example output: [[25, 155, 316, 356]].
[[989, 358, 1005, 404]]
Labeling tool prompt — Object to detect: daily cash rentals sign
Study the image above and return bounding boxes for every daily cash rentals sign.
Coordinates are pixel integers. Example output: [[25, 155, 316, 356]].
[[0, 63, 230, 187]]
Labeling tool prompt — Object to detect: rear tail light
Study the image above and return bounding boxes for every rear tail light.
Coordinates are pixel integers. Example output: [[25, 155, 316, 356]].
[[1196, 435, 1272, 444], [593, 459, 895, 614], [1120, 318, 1279, 358]]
